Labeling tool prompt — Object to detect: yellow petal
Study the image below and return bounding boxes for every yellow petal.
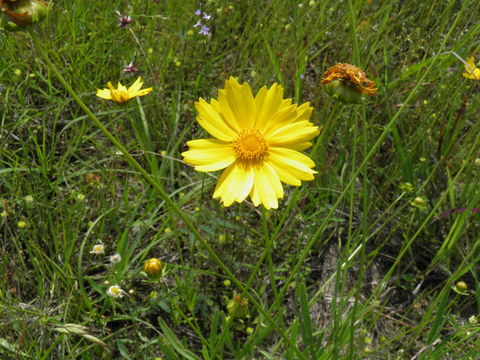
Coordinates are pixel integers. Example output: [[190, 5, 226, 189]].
[[134, 87, 154, 97], [267, 159, 301, 186], [268, 147, 317, 182], [292, 102, 313, 122], [268, 121, 319, 147], [182, 139, 235, 172], [249, 163, 283, 209], [128, 77, 143, 94], [195, 98, 238, 141], [465, 56, 475, 71], [210, 97, 241, 133], [254, 83, 285, 131], [117, 81, 128, 92], [96, 88, 113, 100], [213, 163, 254, 206], [463, 57, 480, 80], [222, 77, 256, 129], [287, 142, 314, 151], [262, 104, 298, 136]]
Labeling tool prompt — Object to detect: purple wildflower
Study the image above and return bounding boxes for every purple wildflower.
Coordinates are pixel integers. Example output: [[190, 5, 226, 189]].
[[118, 14, 132, 28], [195, 9, 201, 16], [199, 24, 210, 36], [300, 74, 305, 80], [202, 13, 211, 20], [194, 20, 202, 28], [123, 62, 139, 73]]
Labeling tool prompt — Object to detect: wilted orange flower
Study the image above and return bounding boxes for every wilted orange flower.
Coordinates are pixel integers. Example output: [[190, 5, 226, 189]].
[[322, 63, 377, 96], [0, 0, 49, 30]]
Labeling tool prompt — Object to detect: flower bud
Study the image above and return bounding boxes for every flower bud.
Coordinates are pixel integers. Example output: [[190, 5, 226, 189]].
[[226, 294, 249, 318], [143, 258, 163, 279], [322, 63, 377, 104], [455, 281, 468, 291], [324, 79, 364, 104], [0, 0, 49, 31]]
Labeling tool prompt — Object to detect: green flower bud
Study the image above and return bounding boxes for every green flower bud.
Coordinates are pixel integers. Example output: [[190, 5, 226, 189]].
[[0, 0, 49, 31], [455, 281, 468, 291], [324, 79, 365, 104], [226, 294, 249, 318]]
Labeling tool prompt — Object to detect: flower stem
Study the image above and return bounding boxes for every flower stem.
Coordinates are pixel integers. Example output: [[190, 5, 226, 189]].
[[28, 29, 306, 360]]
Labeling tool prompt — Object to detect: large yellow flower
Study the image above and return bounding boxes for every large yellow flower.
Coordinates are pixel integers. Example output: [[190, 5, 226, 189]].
[[462, 56, 480, 80], [96, 76, 153, 103], [182, 77, 319, 210]]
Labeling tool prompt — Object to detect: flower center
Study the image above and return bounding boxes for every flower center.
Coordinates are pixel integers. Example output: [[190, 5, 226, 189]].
[[111, 89, 130, 103], [232, 129, 268, 161]]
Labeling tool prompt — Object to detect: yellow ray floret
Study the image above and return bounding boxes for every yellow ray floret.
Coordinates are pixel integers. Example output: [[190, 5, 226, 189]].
[[462, 56, 480, 80], [96, 76, 153, 103], [182, 77, 320, 210]]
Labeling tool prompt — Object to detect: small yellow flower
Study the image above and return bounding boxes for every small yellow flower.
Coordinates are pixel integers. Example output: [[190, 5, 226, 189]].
[[410, 196, 428, 209], [17, 220, 27, 228], [107, 285, 126, 298], [96, 77, 153, 103], [143, 258, 163, 279], [462, 56, 480, 80]]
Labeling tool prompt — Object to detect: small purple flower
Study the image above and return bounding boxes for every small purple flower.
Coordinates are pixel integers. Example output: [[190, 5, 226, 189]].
[[202, 13, 211, 20], [123, 62, 139, 73], [300, 74, 305, 80], [194, 9, 201, 16], [118, 14, 132, 28], [194, 20, 202, 28], [199, 24, 210, 36]]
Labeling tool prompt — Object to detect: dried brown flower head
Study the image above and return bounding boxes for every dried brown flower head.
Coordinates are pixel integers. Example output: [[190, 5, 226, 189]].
[[322, 63, 378, 96]]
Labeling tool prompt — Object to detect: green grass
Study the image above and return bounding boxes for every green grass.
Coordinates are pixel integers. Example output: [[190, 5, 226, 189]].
[[1, 0, 480, 359]]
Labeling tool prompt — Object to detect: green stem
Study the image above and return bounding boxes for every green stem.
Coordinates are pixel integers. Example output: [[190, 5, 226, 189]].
[[28, 29, 306, 360]]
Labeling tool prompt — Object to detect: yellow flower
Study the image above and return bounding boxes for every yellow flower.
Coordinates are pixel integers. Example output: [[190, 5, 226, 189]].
[[96, 76, 153, 103], [462, 56, 480, 80], [182, 77, 319, 210], [143, 258, 163, 279]]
